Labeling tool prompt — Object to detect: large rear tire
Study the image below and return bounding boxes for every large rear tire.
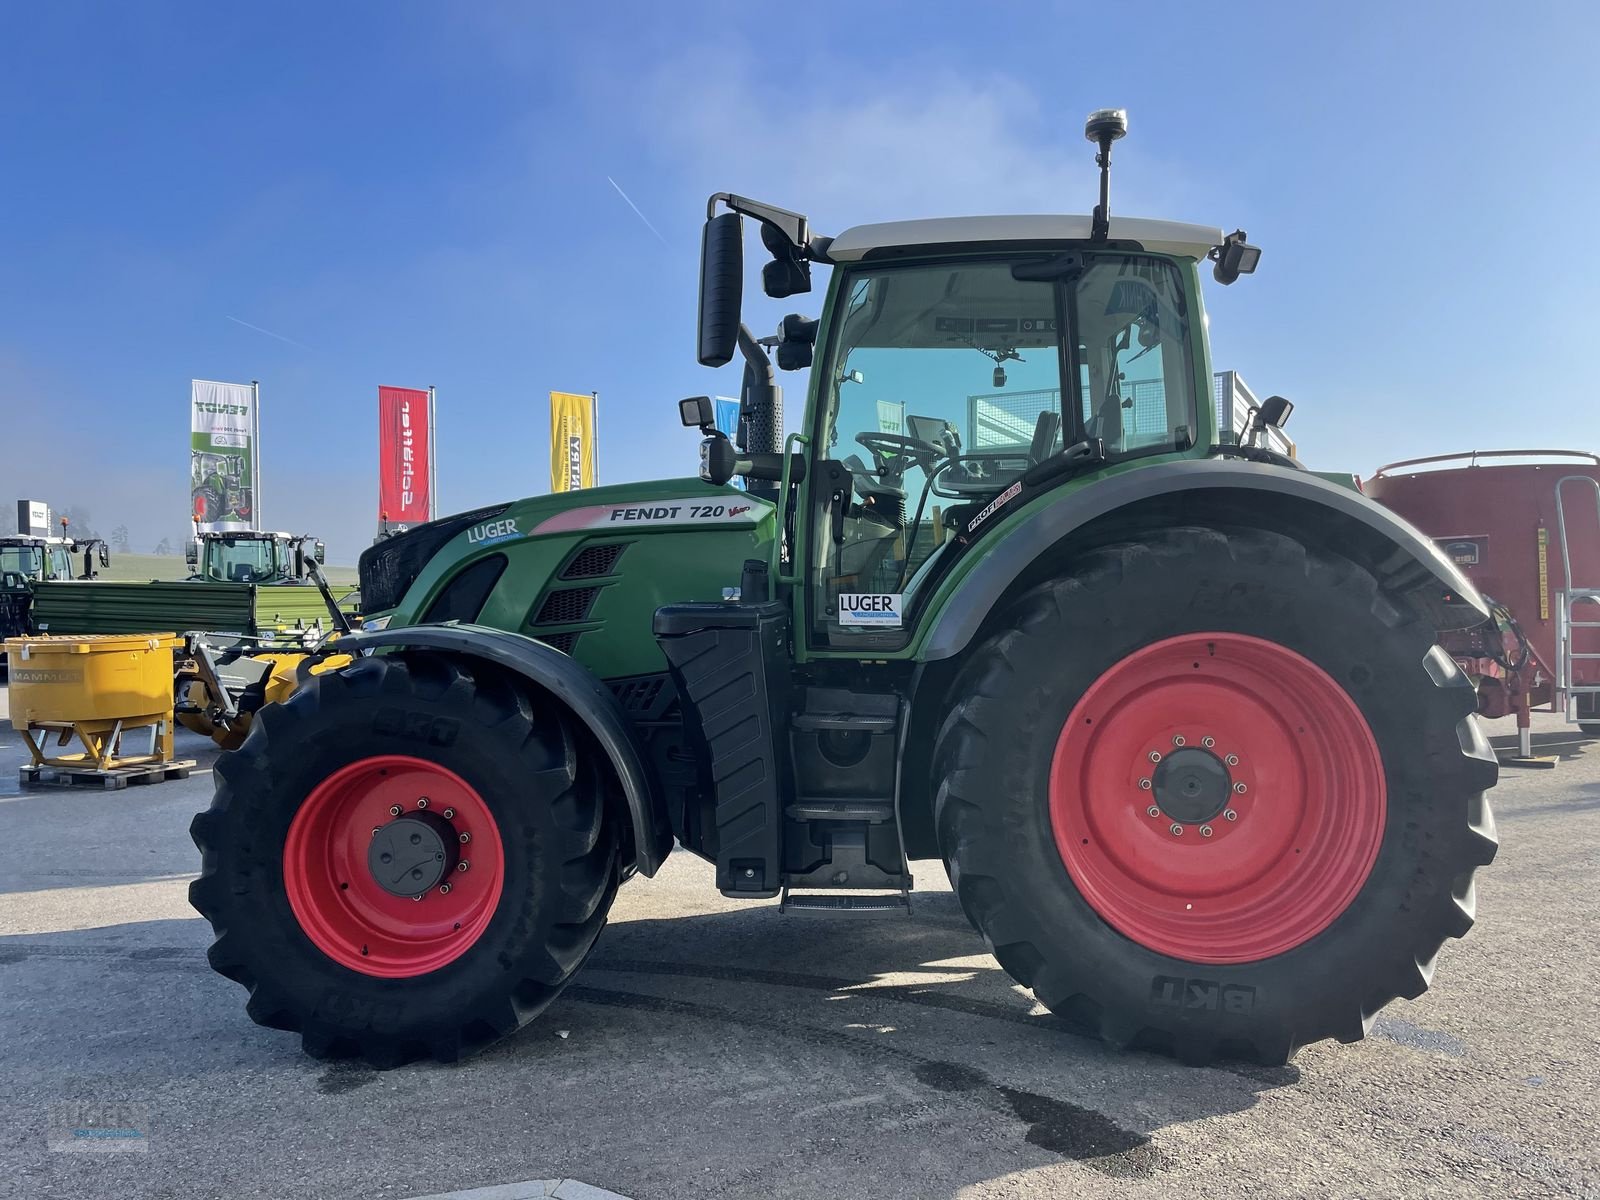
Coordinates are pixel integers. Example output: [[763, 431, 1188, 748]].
[[190, 652, 618, 1066], [933, 526, 1498, 1065]]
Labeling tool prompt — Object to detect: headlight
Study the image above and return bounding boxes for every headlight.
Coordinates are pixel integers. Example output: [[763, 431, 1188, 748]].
[[361, 614, 392, 631]]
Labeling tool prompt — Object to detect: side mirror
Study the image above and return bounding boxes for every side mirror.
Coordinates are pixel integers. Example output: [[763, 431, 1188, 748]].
[[185, 541, 199, 568], [314, 540, 326, 564], [98, 544, 110, 570], [1210, 230, 1261, 285], [679, 396, 715, 430], [697, 212, 744, 367]]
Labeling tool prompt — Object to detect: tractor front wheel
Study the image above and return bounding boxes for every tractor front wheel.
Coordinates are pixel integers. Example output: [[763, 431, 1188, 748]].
[[933, 526, 1498, 1065], [190, 652, 618, 1066]]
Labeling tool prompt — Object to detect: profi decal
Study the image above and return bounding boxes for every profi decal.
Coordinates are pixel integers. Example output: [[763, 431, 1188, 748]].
[[965, 481, 1024, 535], [533, 500, 763, 535], [466, 518, 520, 544]]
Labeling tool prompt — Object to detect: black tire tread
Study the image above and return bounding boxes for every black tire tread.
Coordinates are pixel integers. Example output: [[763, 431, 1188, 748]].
[[932, 525, 1498, 1065], [190, 652, 619, 1067]]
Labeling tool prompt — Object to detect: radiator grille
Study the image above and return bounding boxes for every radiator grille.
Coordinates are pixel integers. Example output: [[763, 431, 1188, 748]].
[[534, 587, 598, 626], [561, 543, 626, 579]]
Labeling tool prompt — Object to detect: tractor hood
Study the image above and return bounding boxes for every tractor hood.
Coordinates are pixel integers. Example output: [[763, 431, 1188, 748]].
[[360, 478, 775, 676]]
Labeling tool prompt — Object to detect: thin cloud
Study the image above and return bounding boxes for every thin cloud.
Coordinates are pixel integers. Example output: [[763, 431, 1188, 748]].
[[225, 314, 312, 351], [606, 176, 669, 245]]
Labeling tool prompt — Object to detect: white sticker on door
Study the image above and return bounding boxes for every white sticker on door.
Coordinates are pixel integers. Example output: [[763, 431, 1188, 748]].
[[838, 593, 903, 627]]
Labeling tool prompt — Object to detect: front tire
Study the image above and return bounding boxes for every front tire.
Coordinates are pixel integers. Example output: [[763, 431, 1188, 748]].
[[190, 653, 618, 1066], [933, 526, 1498, 1065]]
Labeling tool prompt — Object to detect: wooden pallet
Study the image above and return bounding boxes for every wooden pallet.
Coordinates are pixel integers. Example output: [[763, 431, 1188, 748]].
[[19, 760, 196, 791]]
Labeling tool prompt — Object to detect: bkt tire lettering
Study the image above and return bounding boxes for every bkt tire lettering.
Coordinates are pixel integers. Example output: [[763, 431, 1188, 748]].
[[1150, 974, 1257, 1014], [373, 708, 460, 747]]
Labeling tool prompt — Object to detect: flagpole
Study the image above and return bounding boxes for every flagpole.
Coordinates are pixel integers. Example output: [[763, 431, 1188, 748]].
[[591, 390, 599, 487], [251, 379, 261, 530], [428, 385, 437, 521]]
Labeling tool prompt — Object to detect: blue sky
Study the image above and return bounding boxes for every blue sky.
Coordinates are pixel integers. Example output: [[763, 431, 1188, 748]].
[[2, 2, 1597, 561]]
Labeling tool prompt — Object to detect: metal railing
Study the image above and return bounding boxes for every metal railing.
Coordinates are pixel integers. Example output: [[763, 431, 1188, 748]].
[[1554, 473, 1600, 716]]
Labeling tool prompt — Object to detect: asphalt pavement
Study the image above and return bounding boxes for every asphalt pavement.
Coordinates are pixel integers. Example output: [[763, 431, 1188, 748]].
[[1, 691, 1597, 1200]]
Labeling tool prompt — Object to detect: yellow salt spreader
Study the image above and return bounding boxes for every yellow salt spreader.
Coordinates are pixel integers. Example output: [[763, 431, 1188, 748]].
[[6, 632, 195, 789]]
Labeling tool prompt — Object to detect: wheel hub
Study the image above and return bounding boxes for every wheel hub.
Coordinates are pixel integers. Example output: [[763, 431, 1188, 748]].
[[368, 813, 458, 897], [1152, 747, 1232, 825]]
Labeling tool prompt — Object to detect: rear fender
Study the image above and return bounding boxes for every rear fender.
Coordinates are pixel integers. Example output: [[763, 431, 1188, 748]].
[[920, 458, 1489, 663], [318, 623, 671, 876]]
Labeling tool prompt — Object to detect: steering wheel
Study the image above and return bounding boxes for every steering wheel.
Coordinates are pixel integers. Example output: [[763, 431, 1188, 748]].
[[855, 431, 945, 480]]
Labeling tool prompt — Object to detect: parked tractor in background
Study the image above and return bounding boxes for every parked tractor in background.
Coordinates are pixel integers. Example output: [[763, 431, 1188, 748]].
[[191, 110, 1498, 1070], [1366, 450, 1600, 745], [0, 523, 110, 668]]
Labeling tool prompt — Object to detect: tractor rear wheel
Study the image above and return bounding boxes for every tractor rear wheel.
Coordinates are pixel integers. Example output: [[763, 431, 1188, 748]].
[[933, 525, 1498, 1065], [189, 652, 618, 1066]]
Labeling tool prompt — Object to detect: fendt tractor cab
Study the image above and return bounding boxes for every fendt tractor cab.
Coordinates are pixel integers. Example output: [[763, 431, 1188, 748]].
[[0, 526, 109, 662], [186, 529, 326, 585], [191, 111, 1499, 1070]]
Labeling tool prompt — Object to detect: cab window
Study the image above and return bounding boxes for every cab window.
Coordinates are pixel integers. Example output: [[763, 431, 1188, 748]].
[[809, 252, 1195, 648]]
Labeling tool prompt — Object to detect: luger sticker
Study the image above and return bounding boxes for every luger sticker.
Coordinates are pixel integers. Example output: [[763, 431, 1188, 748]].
[[838, 593, 903, 628]]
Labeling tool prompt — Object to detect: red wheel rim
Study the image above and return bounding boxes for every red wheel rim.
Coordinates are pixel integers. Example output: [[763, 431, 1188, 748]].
[[283, 755, 505, 978], [1050, 633, 1385, 964]]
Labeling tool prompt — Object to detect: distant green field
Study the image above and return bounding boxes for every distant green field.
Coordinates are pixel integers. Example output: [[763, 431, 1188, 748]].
[[99, 552, 358, 588]]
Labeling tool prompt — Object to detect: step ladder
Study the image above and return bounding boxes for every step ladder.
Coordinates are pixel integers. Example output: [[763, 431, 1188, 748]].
[[780, 698, 913, 916], [1555, 475, 1600, 722]]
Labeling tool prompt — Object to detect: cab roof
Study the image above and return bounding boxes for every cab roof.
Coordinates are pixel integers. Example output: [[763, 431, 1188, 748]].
[[827, 215, 1224, 263]]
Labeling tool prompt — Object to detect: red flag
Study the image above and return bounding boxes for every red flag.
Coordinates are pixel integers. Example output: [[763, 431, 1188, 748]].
[[378, 386, 431, 526]]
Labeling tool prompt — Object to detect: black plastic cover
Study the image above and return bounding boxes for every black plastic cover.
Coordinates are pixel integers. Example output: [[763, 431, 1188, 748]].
[[653, 601, 791, 895]]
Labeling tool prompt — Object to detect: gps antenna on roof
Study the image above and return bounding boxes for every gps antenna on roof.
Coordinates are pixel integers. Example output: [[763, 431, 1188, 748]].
[[1085, 108, 1128, 242]]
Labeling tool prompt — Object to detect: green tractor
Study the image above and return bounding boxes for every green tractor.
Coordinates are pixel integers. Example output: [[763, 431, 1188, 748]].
[[191, 110, 1498, 1068], [0, 529, 108, 665]]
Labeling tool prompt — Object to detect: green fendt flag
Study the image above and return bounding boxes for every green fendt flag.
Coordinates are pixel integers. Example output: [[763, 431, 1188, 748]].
[[190, 379, 259, 532]]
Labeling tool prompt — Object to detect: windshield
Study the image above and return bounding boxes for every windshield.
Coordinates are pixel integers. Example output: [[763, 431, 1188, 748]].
[[812, 252, 1196, 644], [49, 548, 74, 578], [206, 536, 281, 583], [1, 545, 43, 578]]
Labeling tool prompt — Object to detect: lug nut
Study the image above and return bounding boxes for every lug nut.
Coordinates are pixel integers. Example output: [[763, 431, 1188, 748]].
[[457, 861, 469, 872], [1147, 805, 1160, 818], [389, 805, 402, 817], [416, 797, 429, 809], [1169, 823, 1183, 836], [442, 808, 454, 819], [1224, 809, 1238, 821], [1225, 754, 1239, 767], [1200, 825, 1214, 838], [1233, 782, 1248, 794], [1172, 735, 1186, 747], [1202, 736, 1216, 748], [371, 827, 381, 837], [411, 894, 423, 902], [438, 883, 451, 895], [1139, 778, 1153, 790], [458, 832, 471, 844], [1148, 750, 1162, 763]]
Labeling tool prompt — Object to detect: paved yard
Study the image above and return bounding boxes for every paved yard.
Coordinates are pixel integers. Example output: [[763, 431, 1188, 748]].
[[1, 694, 1596, 1199]]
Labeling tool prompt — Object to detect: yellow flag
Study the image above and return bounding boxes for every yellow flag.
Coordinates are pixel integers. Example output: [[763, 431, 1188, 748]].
[[549, 391, 597, 492]]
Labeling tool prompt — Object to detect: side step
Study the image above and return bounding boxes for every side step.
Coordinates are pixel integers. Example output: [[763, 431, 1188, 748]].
[[785, 798, 896, 823], [779, 891, 911, 915]]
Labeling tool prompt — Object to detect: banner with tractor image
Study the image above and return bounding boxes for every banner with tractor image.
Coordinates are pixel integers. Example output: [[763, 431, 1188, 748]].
[[191, 379, 258, 532]]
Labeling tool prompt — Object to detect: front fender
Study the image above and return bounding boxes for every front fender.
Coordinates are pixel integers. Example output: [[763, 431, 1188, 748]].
[[320, 623, 671, 876], [920, 458, 1488, 662]]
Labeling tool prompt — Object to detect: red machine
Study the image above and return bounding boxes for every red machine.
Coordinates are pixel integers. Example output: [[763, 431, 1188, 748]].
[[1365, 450, 1600, 748]]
